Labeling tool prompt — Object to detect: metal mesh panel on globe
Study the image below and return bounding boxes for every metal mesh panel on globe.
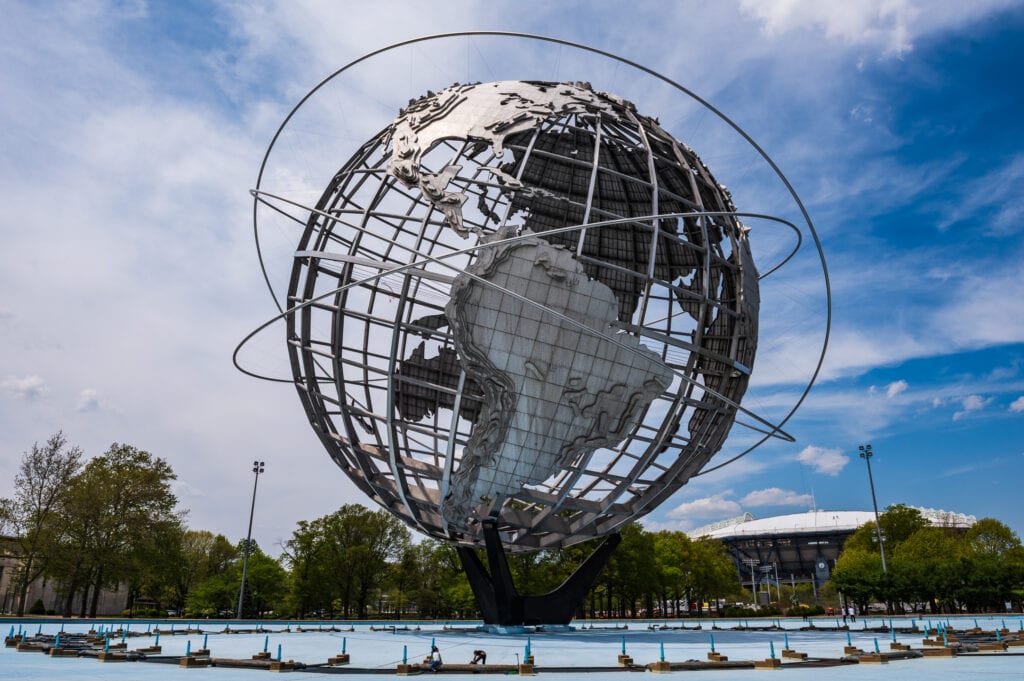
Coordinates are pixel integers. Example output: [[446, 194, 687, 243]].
[[284, 81, 758, 551]]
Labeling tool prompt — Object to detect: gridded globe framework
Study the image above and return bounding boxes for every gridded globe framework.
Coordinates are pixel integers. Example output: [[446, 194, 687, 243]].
[[286, 80, 759, 552]]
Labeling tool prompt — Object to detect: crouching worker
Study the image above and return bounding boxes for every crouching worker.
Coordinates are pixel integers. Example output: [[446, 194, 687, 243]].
[[471, 649, 487, 664]]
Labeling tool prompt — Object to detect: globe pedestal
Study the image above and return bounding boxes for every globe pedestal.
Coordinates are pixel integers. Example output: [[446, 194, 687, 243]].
[[457, 519, 621, 627]]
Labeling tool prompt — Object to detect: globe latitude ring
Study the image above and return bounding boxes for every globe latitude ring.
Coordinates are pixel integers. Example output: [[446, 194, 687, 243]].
[[237, 32, 831, 553]]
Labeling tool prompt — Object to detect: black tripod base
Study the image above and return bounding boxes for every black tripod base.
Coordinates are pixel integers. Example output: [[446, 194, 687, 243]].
[[456, 520, 621, 626]]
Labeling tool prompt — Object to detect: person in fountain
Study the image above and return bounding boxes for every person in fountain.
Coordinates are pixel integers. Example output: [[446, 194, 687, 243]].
[[429, 646, 443, 672], [471, 649, 487, 664]]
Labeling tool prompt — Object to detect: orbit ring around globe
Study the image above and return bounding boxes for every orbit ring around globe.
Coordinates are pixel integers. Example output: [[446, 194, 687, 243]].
[[234, 32, 832, 552]]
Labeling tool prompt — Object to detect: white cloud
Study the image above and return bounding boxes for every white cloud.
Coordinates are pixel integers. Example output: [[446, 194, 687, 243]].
[[937, 156, 1024, 235], [1010, 396, 1024, 413], [932, 260, 1024, 349], [740, 0, 920, 55], [666, 493, 741, 520], [172, 480, 207, 499], [738, 0, 1018, 57], [850, 103, 875, 124], [796, 445, 850, 476], [2, 375, 48, 400], [953, 394, 992, 420], [886, 380, 908, 398], [740, 487, 815, 507], [75, 388, 100, 412]]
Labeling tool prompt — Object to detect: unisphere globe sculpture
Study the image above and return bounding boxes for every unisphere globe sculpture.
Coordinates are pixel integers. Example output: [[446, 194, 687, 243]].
[[283, 80, 761, 551]]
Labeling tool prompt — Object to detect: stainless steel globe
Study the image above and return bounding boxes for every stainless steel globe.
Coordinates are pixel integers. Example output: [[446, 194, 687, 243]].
[[282, 80, 761, 551]]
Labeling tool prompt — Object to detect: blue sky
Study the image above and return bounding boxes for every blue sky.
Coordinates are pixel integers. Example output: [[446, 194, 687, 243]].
[[1, 1, 1023, 551]]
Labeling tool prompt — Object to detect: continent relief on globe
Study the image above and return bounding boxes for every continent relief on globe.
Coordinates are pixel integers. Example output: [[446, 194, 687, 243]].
[[441, 226, 673, 528], [386, 79, 622, 238]]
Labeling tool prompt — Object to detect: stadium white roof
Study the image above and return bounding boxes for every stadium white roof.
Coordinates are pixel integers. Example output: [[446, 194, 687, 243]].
[[690, 508, 976, 539]]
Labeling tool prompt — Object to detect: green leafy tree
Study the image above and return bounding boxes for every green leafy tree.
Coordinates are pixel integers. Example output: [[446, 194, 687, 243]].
[[965, 518, 1020, 556], [123, 517, 186, 615], [831, 547, 884, 610], [961, 519, 1022, 611], [844, 504, 927, 555], [186, 572, 236, 617], [169, 530, 238, 612], [282, 504, 410, 618], [601, 524, 658, 617], [388, 540, 467, 619], [45, 443, 180, 617], [239, 543, 289, 618], [833, 504, 929, 613], [282, 519, 331, 617], [686, 538, 742, 614], [2, 432, 83, 615], [893, 526, 966, 612], [186, 541, 287, 618], [652, 530, 690, 615]]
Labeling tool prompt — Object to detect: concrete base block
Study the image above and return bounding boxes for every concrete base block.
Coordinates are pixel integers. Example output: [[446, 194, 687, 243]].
[[859, 654, 888, 664], [4, 637, 18, 648], [977, 642, 1007, 651], [253, 651, 272, 659], [754, 658, 782, 669], [889, 642, 910, 651], [108, 642, 127, 650], [708, 652, 729, 662], [179, 656, 211, 667], [617, 654, 633, 666], [518, 663, 535, 676], [328, 653, 350, 665], [15, 643, 45, 652], [48, 647, 80, 657], [1006, 639, 1024, 647], [844, 646, 864, 655], [396, 664, 415, 676], [269, 660, 296, 673], [98, 652, 128, 662], [922, 647, 955, 658], [136, 645, 162, 653], [781, 649, 807, 660], [649, 660, 672, 673]]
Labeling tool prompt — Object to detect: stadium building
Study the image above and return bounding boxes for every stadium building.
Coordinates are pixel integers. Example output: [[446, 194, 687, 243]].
[[689, 508, 976, 594]]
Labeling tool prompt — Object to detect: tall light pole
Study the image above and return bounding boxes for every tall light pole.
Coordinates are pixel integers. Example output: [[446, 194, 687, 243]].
[[858, 444, 887, 573], [237, 460, 265, 620], [742, 558, 759, 603]]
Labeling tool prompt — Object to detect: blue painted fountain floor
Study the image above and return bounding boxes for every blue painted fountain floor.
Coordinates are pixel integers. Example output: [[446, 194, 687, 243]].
[[3, 615, 1023, 680]]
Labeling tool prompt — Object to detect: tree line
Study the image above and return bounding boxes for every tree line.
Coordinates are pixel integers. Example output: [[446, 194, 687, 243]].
[[14, 433, 1018, 619], [831, 504, 1024, 614], [1, 432, 742, 619]]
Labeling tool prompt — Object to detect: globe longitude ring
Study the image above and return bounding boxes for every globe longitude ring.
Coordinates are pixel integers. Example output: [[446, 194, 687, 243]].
[[237, 33, 830, 554]]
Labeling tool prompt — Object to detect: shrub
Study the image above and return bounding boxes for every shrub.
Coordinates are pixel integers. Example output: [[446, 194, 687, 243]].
[[120, 607, 164, 618]]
